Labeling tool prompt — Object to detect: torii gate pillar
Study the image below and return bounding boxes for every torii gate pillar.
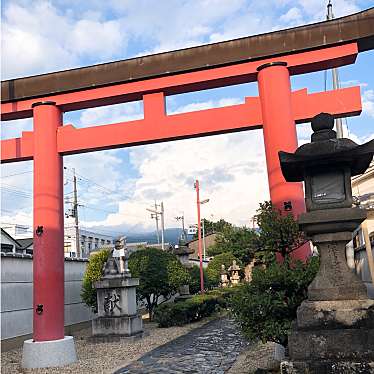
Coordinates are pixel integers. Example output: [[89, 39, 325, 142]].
[[258, 62, 310, 259], [22, 102, 77, 369]]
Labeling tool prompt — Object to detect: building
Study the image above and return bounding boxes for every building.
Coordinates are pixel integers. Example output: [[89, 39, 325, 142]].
[[186, 233, 217, 268], [1, 223, 114, 258], [64, 227, 114, 258], [352, 161, 374, 239], [350, 161, 374, 298], [1, 224, 33, 239], [1, 228, 32, 255]]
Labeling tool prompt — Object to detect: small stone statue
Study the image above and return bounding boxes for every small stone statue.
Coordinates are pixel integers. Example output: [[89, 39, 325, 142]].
[[228, 260, 241, 285], [114, 237, 131, 277], [102, 250, 120, 278], [220, 264, 229, 288]]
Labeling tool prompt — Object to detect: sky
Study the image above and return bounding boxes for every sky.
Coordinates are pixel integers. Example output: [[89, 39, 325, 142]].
[[1, 0, 374, 238]]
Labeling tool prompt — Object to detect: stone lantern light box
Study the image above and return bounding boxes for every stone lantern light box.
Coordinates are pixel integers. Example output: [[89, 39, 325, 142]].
[[280, 113, 373, 213]]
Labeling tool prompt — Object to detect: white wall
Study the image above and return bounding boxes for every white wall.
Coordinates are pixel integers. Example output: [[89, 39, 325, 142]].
[[355, 246, 374, 299], [1, 253, 93, 341]]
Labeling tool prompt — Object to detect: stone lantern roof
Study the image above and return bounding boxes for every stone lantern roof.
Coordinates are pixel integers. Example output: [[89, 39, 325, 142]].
[[279, 113, 374, 182]]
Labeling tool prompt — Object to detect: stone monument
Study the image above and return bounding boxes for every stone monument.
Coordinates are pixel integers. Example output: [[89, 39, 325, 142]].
[[228, 260, 241, 285], [92, 248, 143, 339], [173, 237, 194, 301], [279, 113, 374, 373], [220, 264, 229, 288]]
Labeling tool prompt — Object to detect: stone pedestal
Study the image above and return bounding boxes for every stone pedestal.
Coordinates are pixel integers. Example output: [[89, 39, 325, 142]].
[[22, 336, 77, 369], [175, 284, 192, 302], [92, 260, 143, 338], [283, 209, 374, 373]]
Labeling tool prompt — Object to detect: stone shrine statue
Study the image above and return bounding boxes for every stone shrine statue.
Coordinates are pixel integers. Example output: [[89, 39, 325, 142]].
[[228, 260, 241, 285], [220, 264, 229, 288], [93, 250, 143, 338], [113, 236, 131, 277]]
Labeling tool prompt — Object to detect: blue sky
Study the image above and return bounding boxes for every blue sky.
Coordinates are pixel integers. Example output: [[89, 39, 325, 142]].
[[1, 0, 374, 237]]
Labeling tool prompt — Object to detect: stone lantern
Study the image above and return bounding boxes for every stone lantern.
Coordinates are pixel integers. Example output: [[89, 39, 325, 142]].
[[228, 260, 241, 285], [173, 237, 194, 301], [279, 113, 374, 373], [220, 264, 229, 288]]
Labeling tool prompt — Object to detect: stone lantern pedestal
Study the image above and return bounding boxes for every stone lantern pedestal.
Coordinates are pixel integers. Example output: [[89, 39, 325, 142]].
[[284, 209, 374, 373], [92, 254, 143, 338]]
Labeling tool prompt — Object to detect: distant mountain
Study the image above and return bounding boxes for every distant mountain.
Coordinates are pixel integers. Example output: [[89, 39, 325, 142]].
[[126, 227, 192, 246]]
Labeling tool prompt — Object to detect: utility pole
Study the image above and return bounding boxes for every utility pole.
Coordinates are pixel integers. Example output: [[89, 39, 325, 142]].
[[152, 201, 160, 244], [202, 218, 206, 260], [194, 180, 204, 293], [147, 201, 165, 249], [327, 0, 344, 138], [72, 168, 80, 258], [160, 201, 165, 250], [175, 214, 187, 241]]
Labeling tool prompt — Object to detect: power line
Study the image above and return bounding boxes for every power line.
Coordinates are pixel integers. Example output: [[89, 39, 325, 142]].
[[82, 203, 146, 220], [1, 170, 33, 179]]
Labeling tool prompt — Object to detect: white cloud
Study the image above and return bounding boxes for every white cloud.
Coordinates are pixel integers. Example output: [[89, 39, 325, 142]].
[[280, 7, 304, 25], [362, 89, 374, 118], [78, 101, 143, 127], [1, 1, 127, 79]]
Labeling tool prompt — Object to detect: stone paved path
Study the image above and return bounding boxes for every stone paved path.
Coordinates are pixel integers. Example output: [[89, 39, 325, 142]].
[[114, 317, 248, 374]]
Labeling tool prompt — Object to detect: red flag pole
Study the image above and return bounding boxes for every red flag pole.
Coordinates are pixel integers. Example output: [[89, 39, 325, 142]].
[[195, 180, 205, 293]]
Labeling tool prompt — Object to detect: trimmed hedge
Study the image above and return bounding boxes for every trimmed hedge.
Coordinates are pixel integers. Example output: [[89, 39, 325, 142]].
[[154, 286, 241, 327]]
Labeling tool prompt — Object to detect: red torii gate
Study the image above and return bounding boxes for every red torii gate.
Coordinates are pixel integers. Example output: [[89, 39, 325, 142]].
[[1, 9, 372, 355]]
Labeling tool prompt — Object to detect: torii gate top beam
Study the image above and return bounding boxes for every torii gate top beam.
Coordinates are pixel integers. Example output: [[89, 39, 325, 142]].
[[1, 7, 373, 120]]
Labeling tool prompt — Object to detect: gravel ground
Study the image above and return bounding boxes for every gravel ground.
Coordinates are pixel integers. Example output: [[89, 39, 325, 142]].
[[1, 316, 219, 374], [227, 341, 284, 374]]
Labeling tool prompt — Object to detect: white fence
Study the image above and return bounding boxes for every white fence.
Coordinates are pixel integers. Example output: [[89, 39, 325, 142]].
[[1, 253, 93, 347]]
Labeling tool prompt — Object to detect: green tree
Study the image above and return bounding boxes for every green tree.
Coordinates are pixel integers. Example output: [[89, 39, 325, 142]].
[[206, 252, 242, 286], [81, 248, 110, 312], [128, 248, 190, 320], [208, 225, 258, 264], [192, 218, 232, 239], [231, 257, 319, 346], [188, 265, 210, 294], [253, 201, 305, 264]]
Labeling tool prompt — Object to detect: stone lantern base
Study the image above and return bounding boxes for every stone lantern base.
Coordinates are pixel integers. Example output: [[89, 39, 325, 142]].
[[281, 295, 374, 373]]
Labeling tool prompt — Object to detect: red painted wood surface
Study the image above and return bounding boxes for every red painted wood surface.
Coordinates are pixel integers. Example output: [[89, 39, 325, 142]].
[[1, 43, 357, 121], [1, 87, 361, 163], [32, 102, 65, 341]]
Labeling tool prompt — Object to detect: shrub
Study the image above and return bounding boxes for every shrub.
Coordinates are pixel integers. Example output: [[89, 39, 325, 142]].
[[154, 286, 241, 327], [207, 252, 242, 286], [81, 248, 110, 312], [128, 247, 190, 320], [231, 257, 319, 346], [188, 265, 210, 294]]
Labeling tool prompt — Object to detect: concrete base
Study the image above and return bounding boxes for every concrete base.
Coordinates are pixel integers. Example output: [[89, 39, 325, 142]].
[[22, 336, 77, 369], [92, 314, 143, 337], [281, 359, 374, 373], [289, 299, 374, 361]]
